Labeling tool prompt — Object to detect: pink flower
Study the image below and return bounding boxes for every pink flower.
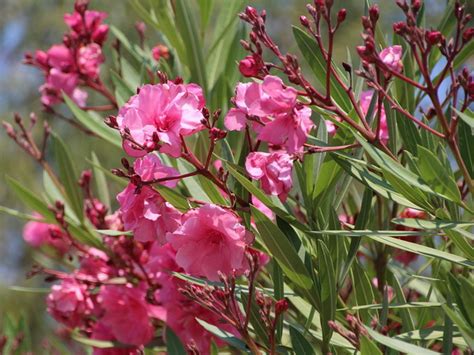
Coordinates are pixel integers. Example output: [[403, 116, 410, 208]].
[[360, 90, 389, 143], [379, 45, 403, 73], [245, 151, 294, 202], [117, 184, 182, 243], [225, 76, 298, 131], [97, 284, 154, 346], [152, 45, 170, 61], [47, 277, 94, 328], [257, 105, 313, 153], [225, 76, 313, 152], [23, 215, 70, 255], [78, 43, 104, 79], [77, 248, 113, 282], [117, 83, 205, 157], [64, 10, 109, 45], [133, 153, 179, 187], [167, 204, 251, 281], [239, 54, 262, 77]]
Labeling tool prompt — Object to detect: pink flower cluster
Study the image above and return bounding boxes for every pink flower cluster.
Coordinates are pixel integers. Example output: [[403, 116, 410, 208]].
[[225, 75, 314, 201], [25, 2, 108, 107], [21, 153, 263, 353]]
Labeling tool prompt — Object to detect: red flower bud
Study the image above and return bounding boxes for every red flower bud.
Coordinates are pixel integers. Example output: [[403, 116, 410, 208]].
[[411, 0, 421, 12], [393, 21, 407, 35], [337, 9, 347, 23], [463, 28, 474, 42], [369, 5, 380, 23], [426, 31, 442, 45], [239, 54, 262, 77], [245, 6, 258, 19], [74, 0, 89, 14], [275, 299, 289, 315]]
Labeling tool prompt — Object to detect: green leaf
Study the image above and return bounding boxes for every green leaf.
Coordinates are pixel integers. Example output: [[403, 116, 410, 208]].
[[154, 184, 190, 212], [251, 206, 319, 308], [317, 240, 336, 349], [365, 326, 440, 355], [454, 109, 474, 129], [360, 335, 382, 355], [417, 145, 462, 204], [368, 235, 474, 268], [289, 326, 315, 355], [293, 26, 351, 111], [458, 117, 474, 178], [6, 176, 56, 223], [0, 206, 41, 222], [91, 153, 111, 210], [175, 0, 207, 93], [51, 133, 83, 221], [392, 218, 474, 230], [63, 95, 121, 148], [166, 328, 187, 355], [110, 71, 134, 107], [225, 162, 308, 231], [441, 305, 474, 349], [195, 319, 248, 351]]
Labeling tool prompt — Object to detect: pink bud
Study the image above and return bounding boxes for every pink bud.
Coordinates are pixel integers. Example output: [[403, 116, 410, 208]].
[[300, 15, 310, 28], [393, 21, 407, 35], [369, 5, 380, 23], [238, 55, 261, 77]]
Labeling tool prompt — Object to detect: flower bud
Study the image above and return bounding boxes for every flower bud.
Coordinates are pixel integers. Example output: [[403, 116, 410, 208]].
[[337, 9, 347, 23], [393, 21, 407, 35], [74, 0, 89, 14], [463, 28, 474, 42], [369, 5, 380, 23], [426, 30, 442, 45], [245, 6, 258, 20], [275, 299, 289, 315], [239, 54, 262, 77], [411, 0, 421, 13], [300, 15, 310, 28]]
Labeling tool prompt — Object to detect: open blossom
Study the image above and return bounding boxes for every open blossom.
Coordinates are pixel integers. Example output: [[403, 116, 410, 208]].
[[258, 105, 313, 153], [117, 83, 205, 157], [133, 153, 179, 187], [36, 44, 87, 107], [117, 184, 182, 243], [77, 43, 105, 79], [246, 151, 294, 202], [47, 277, 94, 328], [379, 45, 403, 73], [23, 214, 70, 255], [167, 204, 251, 281], [225, 75, 313, 153], [97, 284, 154, 347]]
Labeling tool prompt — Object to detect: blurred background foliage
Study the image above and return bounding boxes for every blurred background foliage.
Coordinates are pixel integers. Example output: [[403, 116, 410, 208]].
[[0, 0, 466, 350]]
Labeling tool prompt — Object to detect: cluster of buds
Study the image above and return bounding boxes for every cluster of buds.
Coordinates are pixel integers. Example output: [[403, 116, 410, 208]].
[[23, 0, 110, 108], [329, 314, 369, 349]]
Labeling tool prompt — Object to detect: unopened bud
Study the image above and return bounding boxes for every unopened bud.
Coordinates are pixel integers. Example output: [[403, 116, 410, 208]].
[[337, 9, 347, 23], [275, 299, 289, 315], [463, 28, 474, 42], [74, 0, 89, 14], [300, 15, 310, 28], [369, 5, 379, 23], [393, 21, 407, 35], [426, 30, 442, 45]]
